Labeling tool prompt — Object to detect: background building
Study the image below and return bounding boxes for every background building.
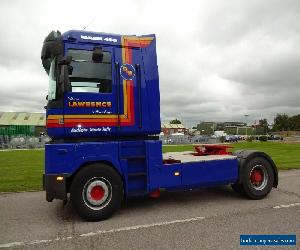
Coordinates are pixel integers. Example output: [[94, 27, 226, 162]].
[[161, 123, 188, 135], [0, 112, 46, 137], [197, 121, 254, 135], [197, 122, 217, 135], [224, 126, 254, 135]]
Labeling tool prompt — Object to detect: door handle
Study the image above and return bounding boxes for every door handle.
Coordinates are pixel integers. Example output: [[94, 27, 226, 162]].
[[135, 64, 142, 129], [57, 149, 68, 154]]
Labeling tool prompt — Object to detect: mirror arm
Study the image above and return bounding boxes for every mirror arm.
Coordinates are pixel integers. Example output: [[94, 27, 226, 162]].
[[58, 56, 72, 65], [58, 65, 72, 94]]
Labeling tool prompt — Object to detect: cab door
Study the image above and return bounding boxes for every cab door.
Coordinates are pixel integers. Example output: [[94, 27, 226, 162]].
[[63, 44, 119, 138], [114, 46, 144, 135]]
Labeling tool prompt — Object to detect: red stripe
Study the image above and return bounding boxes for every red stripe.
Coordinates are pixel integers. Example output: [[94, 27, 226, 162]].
[[127, 48, 132, 64], [128, 81, 135, 125], [46, 123, 64, 128], [64, 118, 118, 123]]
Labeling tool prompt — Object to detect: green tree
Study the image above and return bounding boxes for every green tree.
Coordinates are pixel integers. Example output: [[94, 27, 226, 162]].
[[288, 114, 300, 130], [170, 118, 182, 124], [258, 119, 269, 134], [273, 113, 290, 131]]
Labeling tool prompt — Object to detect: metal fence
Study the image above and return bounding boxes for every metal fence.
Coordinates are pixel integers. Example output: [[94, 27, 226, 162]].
[[1, 134, 222, 149], [160, 134, 220, 145], [0, 125, 35, 136], [0, 135, 51, 149]]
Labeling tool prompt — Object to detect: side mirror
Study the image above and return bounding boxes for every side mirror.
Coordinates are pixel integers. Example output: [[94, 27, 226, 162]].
[[58, 56, 73, 75], [59, 55, 72, 66], [68, 65, 73, 75], [41, 30, 63, 75]]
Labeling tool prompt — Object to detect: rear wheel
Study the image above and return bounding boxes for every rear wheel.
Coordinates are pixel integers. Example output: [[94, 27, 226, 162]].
[[232, 157, 274, 199], [70, 163, 123, 221]]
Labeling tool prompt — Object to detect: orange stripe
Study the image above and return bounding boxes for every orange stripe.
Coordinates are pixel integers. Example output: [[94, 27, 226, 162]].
[[47, 119, 60, 124], [126, 81, 131, 118]]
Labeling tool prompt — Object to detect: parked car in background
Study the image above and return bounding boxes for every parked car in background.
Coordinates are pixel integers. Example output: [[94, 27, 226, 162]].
[[225, 135, 239, 142]]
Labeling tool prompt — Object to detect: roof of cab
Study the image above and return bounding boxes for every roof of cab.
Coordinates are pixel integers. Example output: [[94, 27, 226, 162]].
[[62, 30, 155, 48]]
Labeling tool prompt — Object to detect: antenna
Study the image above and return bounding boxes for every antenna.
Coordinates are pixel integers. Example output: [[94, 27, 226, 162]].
[[83, 18, 95, 30]]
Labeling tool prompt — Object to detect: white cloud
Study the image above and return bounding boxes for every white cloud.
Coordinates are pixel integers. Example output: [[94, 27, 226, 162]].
[[0, 0, 299, 126]]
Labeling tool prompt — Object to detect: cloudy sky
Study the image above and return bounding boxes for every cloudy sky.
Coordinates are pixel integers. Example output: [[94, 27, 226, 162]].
[[0, 0, 299, 126]]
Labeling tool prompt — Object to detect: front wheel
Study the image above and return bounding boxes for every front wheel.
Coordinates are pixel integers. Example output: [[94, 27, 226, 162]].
[[70, 163, 123, 221], [232, 157, 274, 200]]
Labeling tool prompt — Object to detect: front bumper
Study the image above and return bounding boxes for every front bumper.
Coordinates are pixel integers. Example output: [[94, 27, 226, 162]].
[[43, 174, 68, 202]]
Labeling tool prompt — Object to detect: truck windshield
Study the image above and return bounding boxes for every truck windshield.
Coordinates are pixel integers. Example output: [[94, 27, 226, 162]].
[[48, 59, 56, 101], [68, 49, 112, 93]]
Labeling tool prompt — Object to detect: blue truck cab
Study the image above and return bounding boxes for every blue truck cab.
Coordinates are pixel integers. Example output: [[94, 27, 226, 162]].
[[41, 30, 278, 221]]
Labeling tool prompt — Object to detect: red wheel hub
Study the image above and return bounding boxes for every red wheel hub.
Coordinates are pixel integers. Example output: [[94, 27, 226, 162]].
[[251, 169, 263, 183], [90, 186, 105, 201]]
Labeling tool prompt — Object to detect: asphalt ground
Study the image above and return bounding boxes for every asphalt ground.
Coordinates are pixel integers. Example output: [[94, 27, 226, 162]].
[[0, 170, 299, 250]]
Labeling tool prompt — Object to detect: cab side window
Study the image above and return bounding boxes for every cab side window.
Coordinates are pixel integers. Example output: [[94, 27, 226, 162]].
[[68, 49, 112, 93]]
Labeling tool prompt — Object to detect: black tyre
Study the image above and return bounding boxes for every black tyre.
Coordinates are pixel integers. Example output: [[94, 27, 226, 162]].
[[237, 157, 274, 200], [70, 163, 123, 221]]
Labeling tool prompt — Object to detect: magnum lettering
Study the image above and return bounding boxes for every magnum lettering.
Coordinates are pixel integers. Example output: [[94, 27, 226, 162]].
[[68, 101, 112, 108]]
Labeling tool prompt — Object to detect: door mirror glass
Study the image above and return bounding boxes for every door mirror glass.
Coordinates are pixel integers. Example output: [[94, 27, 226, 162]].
[[48, 59, 57, 101]]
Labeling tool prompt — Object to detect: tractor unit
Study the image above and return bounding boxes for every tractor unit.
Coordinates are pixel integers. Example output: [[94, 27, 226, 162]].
[[41, 30, 278, 221]]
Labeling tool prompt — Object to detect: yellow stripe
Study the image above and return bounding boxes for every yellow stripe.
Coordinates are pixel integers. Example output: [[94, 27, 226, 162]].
[[121, 36, 127, 117], [47, 115, 63, 119], [121, 36, 128, 117], [123, 80, 128, 116], [122, 36, 126, 64], [123, 36, 154, 42]]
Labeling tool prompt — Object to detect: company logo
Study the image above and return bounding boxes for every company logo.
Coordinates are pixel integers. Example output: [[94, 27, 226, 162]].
[[80, 35, 117, 43], [81, 35, 103, 41], [120, 64, 135, 80], [68, 101, 112, 108]]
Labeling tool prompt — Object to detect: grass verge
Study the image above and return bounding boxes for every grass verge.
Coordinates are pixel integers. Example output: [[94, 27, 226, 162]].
[[0, 142, 299, 192], [163, 142, 300, 170], [0, 149, 44, 192]]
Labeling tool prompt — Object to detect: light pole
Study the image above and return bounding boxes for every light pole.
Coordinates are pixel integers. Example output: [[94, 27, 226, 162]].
[[244, 114, 249, 136]]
